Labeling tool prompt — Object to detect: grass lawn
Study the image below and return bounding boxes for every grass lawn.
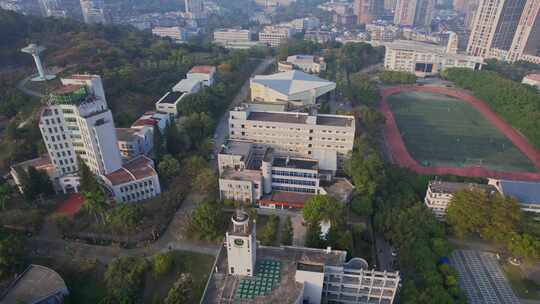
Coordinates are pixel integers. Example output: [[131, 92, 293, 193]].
[[142, 251, 215, 303], [502, 263, 540, 300], [387, 91, 536, 172]]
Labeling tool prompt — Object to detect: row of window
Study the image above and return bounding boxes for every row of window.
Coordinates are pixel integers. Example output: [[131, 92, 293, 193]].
[[271, 170, 317, 179], [119, 180, 154, 193], [272, 178, 316, 186], [121, 189, 156, 202], [273, 185, 316, 193]]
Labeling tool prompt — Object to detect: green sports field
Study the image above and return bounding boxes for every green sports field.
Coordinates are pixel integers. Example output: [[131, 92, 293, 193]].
[[387, 91, 536, 172]]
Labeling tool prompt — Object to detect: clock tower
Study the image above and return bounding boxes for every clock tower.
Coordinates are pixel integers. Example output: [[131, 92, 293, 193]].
[[226, 210, 256, 276]]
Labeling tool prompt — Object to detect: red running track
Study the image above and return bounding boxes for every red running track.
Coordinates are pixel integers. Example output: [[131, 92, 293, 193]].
[[380, 85, 540, 181]]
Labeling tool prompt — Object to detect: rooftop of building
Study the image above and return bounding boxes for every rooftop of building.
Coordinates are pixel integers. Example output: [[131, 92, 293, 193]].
[[104, 155, 156, 186], [189, 65, 216, 74], [428, 181, 496, 195], [245, 111, 354, 127], [317, 114, 354, 127], [497, 179, 540, 205], [322, 177, 354, 203], [132, 118, 158, 128], [383, 40, 484, 61], [220, 140, 253, 158], [157, 91, 184, 104], [273, 156, 318, 171], [66, 74, 98, 80], [524, 74, 540, 82], [251, 70, 335, 96], [11, 155, 55, 176], [287, 54, 315, 62], [261, 191, 315, 207], [116, 128, 139, 142], [1, 264, 68, 304], [202, 245, 346, 304], [221, 168, 261, 182], [172, 78, 202, 93]]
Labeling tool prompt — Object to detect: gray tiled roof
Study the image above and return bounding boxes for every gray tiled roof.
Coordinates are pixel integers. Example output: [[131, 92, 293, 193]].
[[500, 180, 540, 205]]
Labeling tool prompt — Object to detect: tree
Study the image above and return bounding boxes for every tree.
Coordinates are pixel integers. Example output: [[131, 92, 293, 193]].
[[193, 168, 218, 199], [189, 201, 224, 241], [0, 184, 10, 210], [379, 71, 417, 84], [158, 154, 181, 184], [258, 215, 279, 246], [79, 157, 101, 193], [164, 273, 194, 304], [152, 253, 174, 278], [153, 125, 165, 161], [21, 166, 55, 202], [281, 216, 293, 245], [82, 190, 108, 225], [0, 233, 23, 278], [165, 122, 184, 156], [104, 257, 148, 302], [302, 195, 344, 227], [350, 195, 373, 217], [181, 112, 215, 148], [305, 223, 324, 248]]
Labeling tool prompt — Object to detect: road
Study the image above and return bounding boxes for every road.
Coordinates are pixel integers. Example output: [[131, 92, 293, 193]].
[[16, 74, 45, 98]]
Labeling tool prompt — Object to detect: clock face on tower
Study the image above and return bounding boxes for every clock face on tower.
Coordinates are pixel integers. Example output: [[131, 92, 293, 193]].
[[234, 239, 245, 246]]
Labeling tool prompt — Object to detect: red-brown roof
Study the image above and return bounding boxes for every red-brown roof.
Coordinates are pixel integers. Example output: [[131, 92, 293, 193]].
[[132, 118, 158, 127], [525, 74, 540, 82], [189, 65, 216, 74], [52, 84, 84, 94], [104, 156, 157, 186]]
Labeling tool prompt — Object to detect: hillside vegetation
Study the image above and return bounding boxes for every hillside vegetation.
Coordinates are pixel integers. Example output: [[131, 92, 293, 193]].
[[443, 68, 540, 149]]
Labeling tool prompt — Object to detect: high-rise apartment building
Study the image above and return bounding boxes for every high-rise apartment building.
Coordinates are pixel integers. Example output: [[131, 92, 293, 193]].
[[38, 74, 161, 202], [185, 0, 203, 16], [80, 0, 106, 24], [467, 0, 540, 63], [354, 0, 384, 25], [39, 0, 67, 17], [394, 0, 434, 27], [384, 0, 397, 10]]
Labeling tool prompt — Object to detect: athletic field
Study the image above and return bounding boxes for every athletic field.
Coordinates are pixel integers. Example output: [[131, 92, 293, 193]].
[[387, 91, 536, 173]]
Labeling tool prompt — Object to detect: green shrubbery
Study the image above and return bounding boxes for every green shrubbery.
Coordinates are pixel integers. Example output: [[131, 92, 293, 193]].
[[379, 71, 417, 84]]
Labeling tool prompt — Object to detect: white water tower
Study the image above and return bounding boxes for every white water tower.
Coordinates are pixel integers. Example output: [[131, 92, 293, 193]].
[[21, 43, 56, 82]]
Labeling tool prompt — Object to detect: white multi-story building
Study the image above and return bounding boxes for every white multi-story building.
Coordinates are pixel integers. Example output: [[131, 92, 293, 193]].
[[218, 140, 330, 205], [38, 74, 161, 202], [259, 26, 293, 47], [279, 55, 327, 74], [102, 155, 161, 203], [116, 127, 153, 160], [382, 40, 484, 77], [424, 181, 495, 220], [229, 107, 355, 169], [202, 212, 400, 304], [250, 70, 336, 106], [522, 74, 540, 90], [155, 65, 215, 116], [213, 29, 252, 45], [80, 0, 106, 24], [152, 26, 187, 42]]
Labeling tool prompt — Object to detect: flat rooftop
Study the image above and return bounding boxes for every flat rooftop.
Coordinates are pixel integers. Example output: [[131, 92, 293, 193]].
[[273, 157, 318, 170], [317, 115, 354, 127], [1, 264, 67, 303], [202, 245, 346, 304], [158, 91, 183, 104], [189, 65, 216, 74], [247, 111, 354, 127], [220, 140, 253, 159], [221, 168, 261, 182], [429, 181, 495, 194], [248, 111, 308, 124]]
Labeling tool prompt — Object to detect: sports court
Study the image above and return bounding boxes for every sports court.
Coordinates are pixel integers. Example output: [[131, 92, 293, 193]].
[[387, 90, 536, 173], [380, 85, 540, 181]]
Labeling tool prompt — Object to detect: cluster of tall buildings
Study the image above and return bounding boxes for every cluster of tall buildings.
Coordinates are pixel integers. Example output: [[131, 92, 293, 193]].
[[466, 0, 540, 64], [217, 67, 356, 209]]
